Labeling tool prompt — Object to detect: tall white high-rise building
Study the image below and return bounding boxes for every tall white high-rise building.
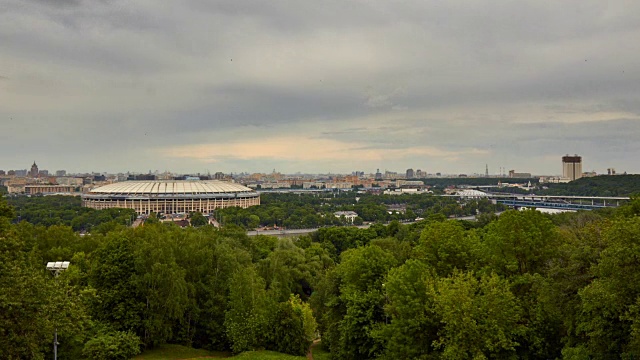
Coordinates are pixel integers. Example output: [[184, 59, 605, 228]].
[[562, 155, 582, 181]]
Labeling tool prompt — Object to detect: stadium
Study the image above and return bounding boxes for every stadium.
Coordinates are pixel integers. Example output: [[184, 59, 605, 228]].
[[82, 180, 260, 215]]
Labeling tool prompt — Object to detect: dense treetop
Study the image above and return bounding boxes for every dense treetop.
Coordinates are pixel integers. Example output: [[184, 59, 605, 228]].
[[540, 174, 640, 196], [217, 192, 505, 229], [3, 193, 640, 359]]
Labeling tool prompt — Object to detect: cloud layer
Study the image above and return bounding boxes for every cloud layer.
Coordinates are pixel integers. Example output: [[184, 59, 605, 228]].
[[1, 0, 639, 174]]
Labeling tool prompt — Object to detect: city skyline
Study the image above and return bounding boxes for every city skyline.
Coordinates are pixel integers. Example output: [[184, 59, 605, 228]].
[[0, 155, 626, 178], [2, 1, 640, 174]]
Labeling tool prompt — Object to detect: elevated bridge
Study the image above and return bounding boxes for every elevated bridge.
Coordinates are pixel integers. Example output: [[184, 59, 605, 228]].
[[443, 192, 629, 211], [491, 195, 629, 211]]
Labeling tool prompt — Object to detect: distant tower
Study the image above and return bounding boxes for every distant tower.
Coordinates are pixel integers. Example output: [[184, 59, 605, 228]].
[[29, 161, 39, 178], [485, 164, 489, 177], [406, 168, 415, 179], [562, 155, 582, 181]]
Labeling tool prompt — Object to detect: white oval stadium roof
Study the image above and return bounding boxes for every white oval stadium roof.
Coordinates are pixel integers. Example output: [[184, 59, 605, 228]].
[[88, 180, 254, 195]]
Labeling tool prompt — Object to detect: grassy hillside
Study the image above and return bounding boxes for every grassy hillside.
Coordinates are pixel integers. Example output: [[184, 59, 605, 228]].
[[232, 351, 307, 359], [133, 345, 310, 360], [133, 344, 230, 359]]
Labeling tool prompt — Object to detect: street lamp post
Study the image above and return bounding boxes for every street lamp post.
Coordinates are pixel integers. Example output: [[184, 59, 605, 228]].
[[46, 261, 70, 360]]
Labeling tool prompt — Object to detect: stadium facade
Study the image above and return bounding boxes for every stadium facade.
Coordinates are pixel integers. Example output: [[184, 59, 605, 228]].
[[82, 180, 260, 215]]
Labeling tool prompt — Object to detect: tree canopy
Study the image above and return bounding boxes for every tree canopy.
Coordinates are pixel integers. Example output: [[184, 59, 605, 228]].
[[3, 193, 640, 359]]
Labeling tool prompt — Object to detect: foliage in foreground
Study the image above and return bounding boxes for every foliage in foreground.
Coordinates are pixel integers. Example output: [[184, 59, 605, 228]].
[[3, 194, 640, 359], [82, 331, 141, 360]]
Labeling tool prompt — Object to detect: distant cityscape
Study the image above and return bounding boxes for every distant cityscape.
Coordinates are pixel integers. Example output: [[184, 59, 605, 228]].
[[0, 154, 629, 196]]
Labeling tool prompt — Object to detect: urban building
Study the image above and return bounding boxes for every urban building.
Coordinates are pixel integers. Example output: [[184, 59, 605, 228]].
[[303, 181, 327, 189], [25, 185, 76, 195], [14, 169, 27, 177], [325, 182, 353, 189], [56, 177, 84, 186], [508, 170, 532, 178], [562, 155, 583, 181], [55, 170, 67, 177], [456, 189, 489, 199], [253, 182, 291, 189], [29, 162, 39, 178], [7, 184, 26, 194], [82, 180, 260, 215], [130, 174, 156, 181], [395, 180, 425, 188], [608, 168, 616, 175], [384, 187, 433, 195], [334, 211, 358, 223], [406, 168, 415, 179], [539, 176, 571, 184], [384, 171, 398, 179]]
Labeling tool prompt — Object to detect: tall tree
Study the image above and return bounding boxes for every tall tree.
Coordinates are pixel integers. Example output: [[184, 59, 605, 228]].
[[0, 204, 86, 359], [481, 209, 559, 277], [334, 245, 398, 359], [576, 216, 640, 358], [414, 221, 479, 276], [224, 267, 271, 353], [432, 271, 523, 359], [89, 232, 146, 338], [376, 259, 439, 359]]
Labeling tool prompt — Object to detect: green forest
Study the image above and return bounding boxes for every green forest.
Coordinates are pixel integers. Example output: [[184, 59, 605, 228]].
[[488, 175, 640, 197], [540, 175, 640, 196], [216, 192, 505, 229], [5, 193, 506, 230], [3, 194, 640, 359], [6, 195, 137, 231]]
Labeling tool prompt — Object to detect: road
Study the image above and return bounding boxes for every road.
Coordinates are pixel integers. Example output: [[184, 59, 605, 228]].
[[246, 214, 482, 237], [247, 225, 371, 237]]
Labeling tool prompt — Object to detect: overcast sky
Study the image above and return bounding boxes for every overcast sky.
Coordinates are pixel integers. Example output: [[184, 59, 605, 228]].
[[1, 1, 639, 175]]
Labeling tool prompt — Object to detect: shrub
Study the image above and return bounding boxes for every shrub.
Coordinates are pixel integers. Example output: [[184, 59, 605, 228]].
[[82, 331, 141, 360]]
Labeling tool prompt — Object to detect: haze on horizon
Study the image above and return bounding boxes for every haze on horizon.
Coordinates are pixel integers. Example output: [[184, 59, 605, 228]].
[[1, 1, 639, 175]]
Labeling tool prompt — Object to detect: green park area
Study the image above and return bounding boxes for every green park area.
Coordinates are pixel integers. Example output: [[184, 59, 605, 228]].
[[133, 343, 330, 359], [3, 181, 640, 359]]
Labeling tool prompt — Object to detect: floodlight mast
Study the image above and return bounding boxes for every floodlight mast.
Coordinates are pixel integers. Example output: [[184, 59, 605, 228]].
[[46, 261, 70, 360], [46, 261, 70, 277]]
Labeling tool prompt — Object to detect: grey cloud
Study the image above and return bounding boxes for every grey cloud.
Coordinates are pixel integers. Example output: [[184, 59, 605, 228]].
[[26, 0, 82, 7], [320, 127, 367, 136], [151, 85, 365, 135], [188, 1, 393, 34], [1, 0, 640, 174]]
